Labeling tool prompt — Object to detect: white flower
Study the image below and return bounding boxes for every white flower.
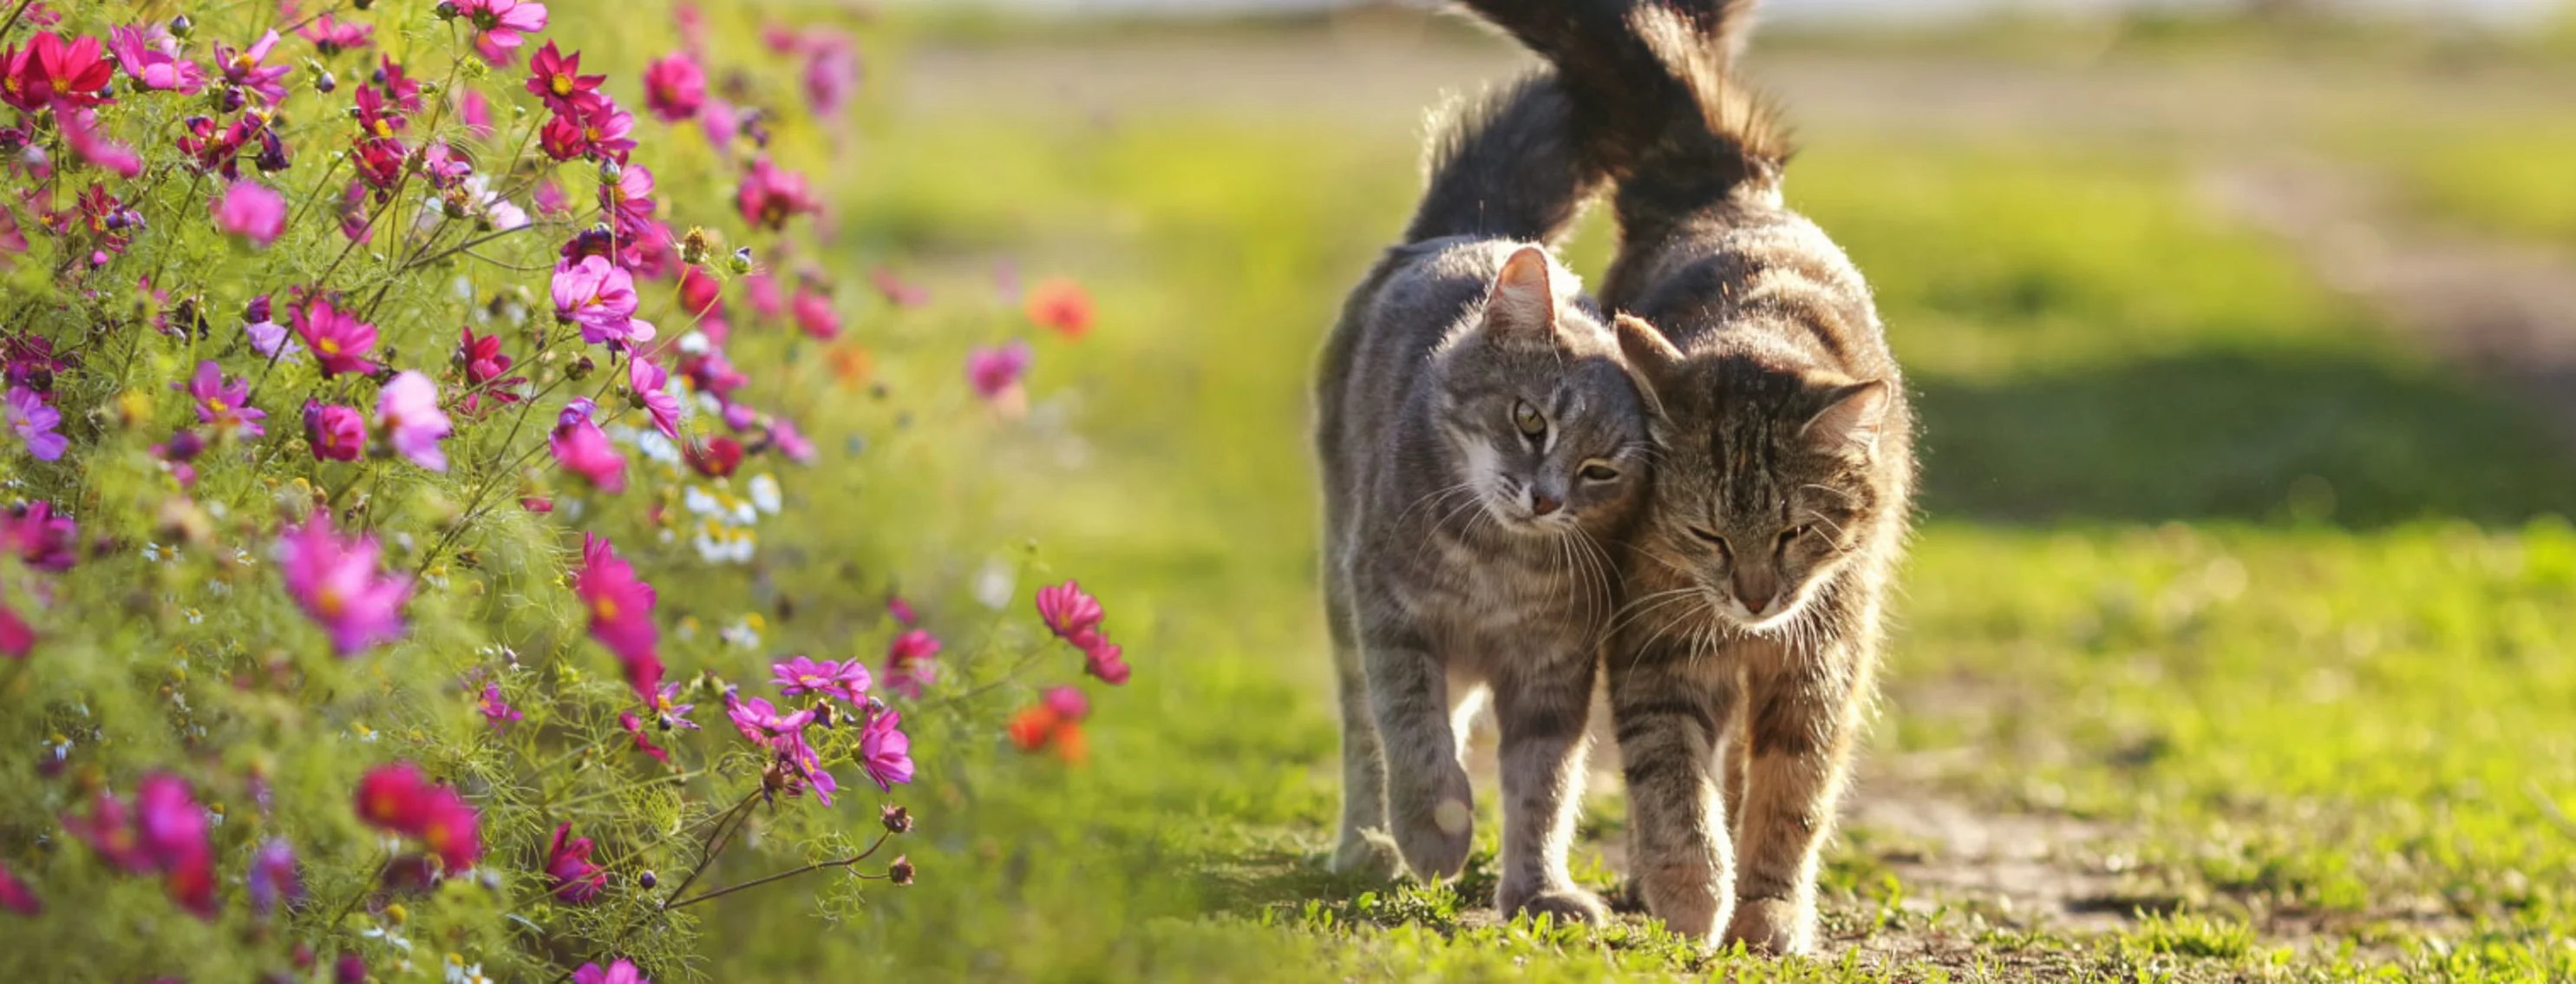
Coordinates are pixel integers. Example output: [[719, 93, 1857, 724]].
[[683, 486, 722, 517], [973, 556, 1017, 611], [677, 331, 711, 356], [748, 474, 782, 514], [635, 430, 681, 464], [719, 618, 761, 649]]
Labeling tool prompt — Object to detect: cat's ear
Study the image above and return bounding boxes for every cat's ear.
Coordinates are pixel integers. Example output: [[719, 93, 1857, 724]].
[[1482, 246, 1559, 347], [1800, 378, 1891, 455], [1612, 314, 1684, 386]]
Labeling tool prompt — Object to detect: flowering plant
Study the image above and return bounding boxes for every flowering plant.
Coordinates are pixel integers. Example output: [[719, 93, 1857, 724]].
[[0, 1, 1121, 980]]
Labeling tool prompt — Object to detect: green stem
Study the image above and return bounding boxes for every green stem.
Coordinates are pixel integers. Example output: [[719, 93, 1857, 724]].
[[662, 831, 896, 911]]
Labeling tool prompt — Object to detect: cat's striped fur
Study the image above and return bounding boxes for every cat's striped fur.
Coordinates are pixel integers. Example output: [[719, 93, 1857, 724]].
[[1461, 0, 1916, 954]]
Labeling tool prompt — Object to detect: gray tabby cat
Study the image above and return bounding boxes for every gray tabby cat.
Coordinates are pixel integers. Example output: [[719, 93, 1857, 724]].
[[1313, 72, 1654, 923], [1461, 0, 1917, 954]]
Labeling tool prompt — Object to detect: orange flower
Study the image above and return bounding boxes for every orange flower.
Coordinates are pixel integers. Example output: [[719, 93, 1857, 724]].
[[1023, 277, 1095, 341], [1006, 705, 1059, 752], [828, 344, 873, 390]]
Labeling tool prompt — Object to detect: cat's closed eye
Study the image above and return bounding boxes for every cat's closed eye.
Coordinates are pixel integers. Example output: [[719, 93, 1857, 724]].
[[1687, 526, 1729, 552], [1775, 525, 1810, 550], [1578, 462, 1619, 482]]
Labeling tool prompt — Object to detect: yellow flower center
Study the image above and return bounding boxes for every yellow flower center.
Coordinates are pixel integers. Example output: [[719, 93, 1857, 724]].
[[319, 339, 342, 356], [552, 76, 572, 96], [317, 587, 346, 617], [593, 597, 618, 620]]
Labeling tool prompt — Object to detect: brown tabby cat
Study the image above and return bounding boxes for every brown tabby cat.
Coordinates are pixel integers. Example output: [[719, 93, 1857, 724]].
[[1462, 0, 1917, 954]]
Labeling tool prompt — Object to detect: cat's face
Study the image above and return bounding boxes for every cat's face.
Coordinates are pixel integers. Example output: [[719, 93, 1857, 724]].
[[1432, 248, 1654, 539], [1616, 327, 1893, 632]]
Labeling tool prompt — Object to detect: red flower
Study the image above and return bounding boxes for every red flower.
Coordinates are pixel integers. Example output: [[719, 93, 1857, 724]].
[[354, 763, 482, 870], [685, 436, 742, 478], [1024, 278, 1096, 340], [2, 32, 116, 114]]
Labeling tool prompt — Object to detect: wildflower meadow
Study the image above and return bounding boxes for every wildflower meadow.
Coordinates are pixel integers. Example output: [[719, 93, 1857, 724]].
[[0, 1, 1121, 980]]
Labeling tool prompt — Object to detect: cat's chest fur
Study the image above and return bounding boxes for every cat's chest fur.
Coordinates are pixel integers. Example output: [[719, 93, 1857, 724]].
[[1367, 509, 1604, 673]]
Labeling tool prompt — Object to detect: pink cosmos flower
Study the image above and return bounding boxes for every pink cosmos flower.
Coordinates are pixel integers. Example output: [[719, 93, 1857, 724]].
[[354, 763, 482, 869], [724, 692, 812, 751], [573, 534, 660, 704], [698, 97, 739, 147], [736, 158, 817, 231], [1, 501, 77, 572], [883, 629, 940, 699], [61, 108, 141, 178], [684, 436, 742, 479], [376, 371, 451, 471], [1044, 686, 1091, 720], [4, 386, 66, 462], [887, 594, 918, 626], [966, 342, 1032, 401], [772, 656, 869, 704], [459, 88, 495, 140], [63, 790, 152, 874], [546, 823, 606, 903], [628, 355, 681, 440], [743, 270, 784, 319], [295, 296, 381, 377], [1036, 581, 1107, 649], [792, 286, 840, 340], [457, 326, 524, 416], [453, 0, 547, 67], [181, 360, 266, 439], [278, 516, 413, 655], [297, 14, 374, 56], [552, 256, 650, 346], [1, 31, 115, 112], [212, 30, 291, 105], [618, 710, 669, 764], [0, 859, 37, 915], [803, 35, 860, 118], [871, 267, 929, 308], [601, 164, 657, 237], [477, 680, 520, 729], [304, 402, 365, 462], [524, 42, 601, 112], [572, 959, 648, 984], [108, 23, 206, 94], [246, 837, 300, 916], [1084, 640, 1132, 686], [768, 417, 815, 464], [0, 600, 30, 659], [134, 775, 216, 919], [541, 94, 636, 162], [859, 710, 915, 791], [550, 398, 625, 492], [212, 180, 288, 246], [650, 681, 698, 731], [642, 53, 704, 121]]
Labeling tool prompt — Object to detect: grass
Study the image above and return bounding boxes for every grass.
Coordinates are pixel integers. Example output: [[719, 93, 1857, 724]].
[[690, 47, 2576, 982]]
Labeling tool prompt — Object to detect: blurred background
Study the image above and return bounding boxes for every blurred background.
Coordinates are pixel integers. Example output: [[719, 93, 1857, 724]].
[[748, 1, 2576, 977]]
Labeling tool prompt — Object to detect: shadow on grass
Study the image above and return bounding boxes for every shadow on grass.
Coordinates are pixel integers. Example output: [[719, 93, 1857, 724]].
[[1916, 349, 2576, 527]]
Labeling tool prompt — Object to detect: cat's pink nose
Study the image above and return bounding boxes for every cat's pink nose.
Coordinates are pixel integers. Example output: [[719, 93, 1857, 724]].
[[1532, 494, 1562, 516], [1742, 594, 1770, 616]]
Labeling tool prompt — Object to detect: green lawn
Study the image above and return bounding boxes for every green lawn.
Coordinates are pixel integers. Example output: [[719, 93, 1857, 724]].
[[693, 67, 2576, 981]]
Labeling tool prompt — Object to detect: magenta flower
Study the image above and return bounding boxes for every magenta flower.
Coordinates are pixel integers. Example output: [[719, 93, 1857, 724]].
[[887, 594, 918, 626], [108, 23, 206, 94], [541, 94, 636, 162], [0, 600, 30, 659], [4, 386, 65, 462], [772, 656, 870, 704], [600, 163, 657, 235], [803, 35, 860, 117], [1044, 686, 1090, 720], [0, 859, 37, 915], [60, 108, 141, 179], [724, 692, 812, 751], [546, 823, 606, 904], [2, 31, 115, 113], [212, 180, 288, 246], [627, 354, 681, 440], [297, 14, 374, 56], [1036, 580, 1107, 649], [552, 256, 651, 346], [882, 628, 941, 699], [571, 959, 648, 984], [573, 534, 660, 704], [736, 158, 817, 231], [212, 30, 291, 105], [246, 837, 301, 916], [278, 515, 413, 655], [792, 286, 840, 341], [859, 710, 915, 791], [304, 402, 365, 462], [744, 271, 784, 319], [525, 42, 602, 112], [2, 501, 77, 573], [550, 398, 625, 492], [477, 680, 521, 729], [768, 416, 815, 464], [618, 711, 670, 764], [354, 763, 481, 869], [1084, 640, 1132, 686], [966, 342, 1032, 401], [459, 88, 496, 140], [454, 0, 548, 67], [134, 775, 216, 919], [642, 53, 704, 121], [63, 790, 151, 874], [180, 360, 266, 440], [294, 296, 381, 377]]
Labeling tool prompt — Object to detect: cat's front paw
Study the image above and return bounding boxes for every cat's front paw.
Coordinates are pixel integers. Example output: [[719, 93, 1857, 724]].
[[1388, 785, 1474, 881], [1328, 829, 1402, 880], [1499, 883, 1611, 925], [1722, 895, 1810, 955], [1633, 863, 1723, 940]]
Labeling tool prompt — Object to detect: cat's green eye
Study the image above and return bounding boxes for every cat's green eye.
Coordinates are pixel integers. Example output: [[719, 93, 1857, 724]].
[[1579, 462, 1620, 482], [1511, 399, 1546, 437]]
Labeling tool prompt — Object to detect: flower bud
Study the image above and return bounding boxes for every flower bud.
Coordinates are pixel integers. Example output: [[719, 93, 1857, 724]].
[[678, 226, 712, 266], [879, 804, 912, 835], [638, 870, 657, 889], [886, 855, 914, 886], [726, 247, 754, 276], [433, 1, 459, 19], [170, 15, 194, 38], [355, 0, 375, 9], [314, 69, 337, 95], [597, 159, 622, 186], [568, 355, 595, 381]]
